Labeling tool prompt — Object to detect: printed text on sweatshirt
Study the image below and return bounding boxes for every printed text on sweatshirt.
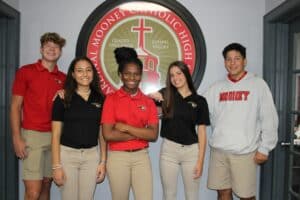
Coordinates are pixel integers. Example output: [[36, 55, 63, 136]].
[[219, 91, 250, 101]]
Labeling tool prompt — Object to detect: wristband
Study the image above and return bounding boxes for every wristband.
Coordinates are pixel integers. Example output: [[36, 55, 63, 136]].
[[52, 164, 62, 170], [99, 160, 107, 164]]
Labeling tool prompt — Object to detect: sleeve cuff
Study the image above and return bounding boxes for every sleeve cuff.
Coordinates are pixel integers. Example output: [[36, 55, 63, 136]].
[[258, 146, 269, 156]]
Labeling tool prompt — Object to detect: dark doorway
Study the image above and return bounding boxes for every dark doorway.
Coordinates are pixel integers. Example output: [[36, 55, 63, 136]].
[[262, 1, 300, 200], [0, 2, 20, 200]]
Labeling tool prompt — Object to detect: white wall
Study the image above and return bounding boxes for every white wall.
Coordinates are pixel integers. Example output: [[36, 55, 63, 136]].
[[265, 0, 286, 13], [18, 0, 266, 199]]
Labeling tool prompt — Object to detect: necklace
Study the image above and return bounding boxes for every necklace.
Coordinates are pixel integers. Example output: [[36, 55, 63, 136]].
[[76, 89, 91, 95]]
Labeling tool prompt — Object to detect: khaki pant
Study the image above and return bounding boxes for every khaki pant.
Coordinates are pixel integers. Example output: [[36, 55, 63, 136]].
[[21, 129, 52, 180], [60, 145, 99, 200], [160, 139, 200, 200], [106, 149, 153, 200], [207, 148, 257, 198]]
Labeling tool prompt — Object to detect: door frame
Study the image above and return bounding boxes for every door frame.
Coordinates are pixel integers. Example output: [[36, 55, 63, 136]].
[[0, 1, 20, 200], [262, 1, 300, 200]]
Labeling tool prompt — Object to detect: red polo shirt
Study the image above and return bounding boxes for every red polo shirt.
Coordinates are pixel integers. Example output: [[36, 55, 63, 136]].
[[12, 60, 66, 132], [101, 87, 158, 151]]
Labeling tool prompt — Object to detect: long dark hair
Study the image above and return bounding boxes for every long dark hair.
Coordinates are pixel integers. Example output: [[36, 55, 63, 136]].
[[162, 61, 196, 118], [64, 56, 102, 107]]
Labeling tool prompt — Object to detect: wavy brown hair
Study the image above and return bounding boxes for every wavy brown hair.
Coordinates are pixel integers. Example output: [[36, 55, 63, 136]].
[[40, 32, 66, 48], [162, 61, 196, 118]]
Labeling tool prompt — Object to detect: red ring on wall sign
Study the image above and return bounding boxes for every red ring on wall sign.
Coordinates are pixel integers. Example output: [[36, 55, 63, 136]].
[[76, 0, 206, 95]]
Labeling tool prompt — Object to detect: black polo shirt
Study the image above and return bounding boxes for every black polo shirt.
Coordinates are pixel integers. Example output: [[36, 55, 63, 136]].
[[52, 91, 104, 149], [160, 89, 210, 145]]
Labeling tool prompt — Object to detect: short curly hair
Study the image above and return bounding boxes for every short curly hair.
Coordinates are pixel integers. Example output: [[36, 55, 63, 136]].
[[40, 32, 66, 48]]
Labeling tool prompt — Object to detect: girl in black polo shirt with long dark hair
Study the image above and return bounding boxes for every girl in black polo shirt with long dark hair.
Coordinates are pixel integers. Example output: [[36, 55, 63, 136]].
[[150, 61, 210, 200], [51, 56, 107, 200]]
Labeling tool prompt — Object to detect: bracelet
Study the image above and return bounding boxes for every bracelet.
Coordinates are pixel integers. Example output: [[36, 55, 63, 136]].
[[52, 164, 62, 170], [99, 160, 107, 164]]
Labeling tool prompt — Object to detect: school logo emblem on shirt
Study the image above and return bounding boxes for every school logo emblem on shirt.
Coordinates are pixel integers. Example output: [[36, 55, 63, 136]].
[[54, 78, 63, 85], [91, 102, 102, 108], [187, 101, 197, 108], [76, 0, 207, 95], [138, 105, 147, 111]]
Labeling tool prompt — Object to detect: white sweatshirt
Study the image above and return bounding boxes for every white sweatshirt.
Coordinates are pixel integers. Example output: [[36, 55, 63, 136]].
[[203, 72, 278, 155]]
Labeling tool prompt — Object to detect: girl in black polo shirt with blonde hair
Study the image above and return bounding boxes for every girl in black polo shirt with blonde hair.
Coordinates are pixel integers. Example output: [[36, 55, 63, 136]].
[[51, 56, 107, 200], [150, 61, 210, 200]]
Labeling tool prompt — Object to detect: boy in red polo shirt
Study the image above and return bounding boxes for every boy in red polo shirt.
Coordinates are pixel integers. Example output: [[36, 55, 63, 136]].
[[10, 32, 66, 200]]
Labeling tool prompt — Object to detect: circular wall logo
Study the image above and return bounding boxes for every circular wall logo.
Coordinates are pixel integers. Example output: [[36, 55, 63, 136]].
[[77, 0, 206, 95]]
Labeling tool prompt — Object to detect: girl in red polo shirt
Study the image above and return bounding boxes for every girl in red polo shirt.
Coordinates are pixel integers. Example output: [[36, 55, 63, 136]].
[[101, 47, 159, 200]]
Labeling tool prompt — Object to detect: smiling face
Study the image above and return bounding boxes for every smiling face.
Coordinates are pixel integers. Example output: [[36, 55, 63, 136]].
[[224, 50, 247, 80], [72, 60, 94, 89], [119, 62, 142, 94], [169, 66, 188, 90], [40, 41, 62, 63]]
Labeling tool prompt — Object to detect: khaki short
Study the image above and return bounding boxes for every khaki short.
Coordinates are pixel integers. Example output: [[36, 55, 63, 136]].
[[21, 129, 52, 180], [207, 148, 257, 198]]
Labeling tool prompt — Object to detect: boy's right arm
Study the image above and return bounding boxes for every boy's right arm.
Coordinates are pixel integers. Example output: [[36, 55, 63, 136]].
[[10, 95, 27, 159]]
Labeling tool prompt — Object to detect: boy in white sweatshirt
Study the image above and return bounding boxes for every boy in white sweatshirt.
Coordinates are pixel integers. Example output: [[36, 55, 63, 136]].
[[204, 43, 278, 200]]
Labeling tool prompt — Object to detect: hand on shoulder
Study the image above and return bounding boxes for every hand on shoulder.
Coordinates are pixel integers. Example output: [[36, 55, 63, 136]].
[[52, 89, 65, 101], [148, 92, 164, 102]]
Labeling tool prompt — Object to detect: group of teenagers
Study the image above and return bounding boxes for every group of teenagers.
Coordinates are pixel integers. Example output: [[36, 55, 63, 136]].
[[10, 32, 278, 200]]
